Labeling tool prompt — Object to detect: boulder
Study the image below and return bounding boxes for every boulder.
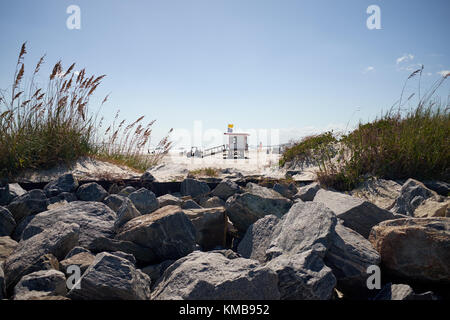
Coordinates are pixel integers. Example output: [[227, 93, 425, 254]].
[[225, 183, 292, 234], [266, 249, 336, 300], [200, 196, 225, 208], [324, 223, 380, 296], [140, 171, 156, 183], [116, 205, 197, 263], [180, 178, 210, 198], [141, 260, 174, 287], [3, 222, 79, 290], [128, 188, 158, 214], [313, 189, 396, 238], [266, 202, 337, 259], [183, 207, 227, 250], [181, 199, 202, 209], [369, 217, 450, 284], [157, 194, 182, 208], [0, 236, 18, 264], [237, 215, 280, 263], [7, 189, 48, 222], [43, 173, 78, 197], [67, 252, 152, 300], [211, 179, 240, 200], [48, 192, 77, 205], [103, 194, 127, 212], [0, 183, 26, 206], [18, 201, 116, 248], [374, 283, 437, 300], [60, 251, 95, 275], [391, 178, 439, 216], [0, 206, 16, 236], [88, 237, 157, 265], [413, 198, 449, 218], [294, 182, 320, 202], [76, 182, 108, 202], [423, 181, 450, 197], [151, 251, 280, 300], [13, 269, 67, 300], [114, 198, 141, 231], [273, 183, 295, 199], [349, 178, 402, 210], [118, 186, 137, 197]]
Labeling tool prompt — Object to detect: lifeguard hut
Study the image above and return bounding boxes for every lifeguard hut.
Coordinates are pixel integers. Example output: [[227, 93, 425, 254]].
[[224, 124, 249, 159]]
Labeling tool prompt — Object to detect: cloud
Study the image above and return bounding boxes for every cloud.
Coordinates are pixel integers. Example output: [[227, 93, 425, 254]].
[[363, 66, 375, 73], [396, 54, 414, 64], [437, 70, 450, 77]]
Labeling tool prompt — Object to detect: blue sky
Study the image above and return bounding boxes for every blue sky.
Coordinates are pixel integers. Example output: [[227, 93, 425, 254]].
[[0, 0, 449, 147]]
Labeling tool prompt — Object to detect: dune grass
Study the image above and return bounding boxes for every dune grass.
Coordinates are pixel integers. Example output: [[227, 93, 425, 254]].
[[281, 68, 450, 191], [0, 43, 171, 179], [188, 167, 220, 178]]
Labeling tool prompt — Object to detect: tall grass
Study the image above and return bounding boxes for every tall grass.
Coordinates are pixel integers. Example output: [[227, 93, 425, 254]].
[[280, 68, 450, 191], [0, 43, 172, 179]]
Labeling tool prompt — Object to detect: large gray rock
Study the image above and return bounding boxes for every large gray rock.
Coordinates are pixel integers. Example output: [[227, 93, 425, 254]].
[[211, 179, 240, 200], [114, 198, 141, 231], [225, 183, 292, 234], [200, 196, 225, 208], [325, 223, 380, 296], [237, 215, 280, 263], [183, 207, 227, 250], [67, 252, 152, 300], [391, 179, 439, 216], [128, 188, 158, 214], [349, 178, 402, 210], [295, 182, 320, 202], [181, 199, 202, 209], [0, 183, 26, 206], [13, 269, 67, 300], [3, 222, 79, 291], [76, 182, 108, 202], [273, 183, 295, 199], [151, 251, 280, 300], [313, 189, 396, 238], [103, 194, 127, 213], [180, 178, 210, 198], [0, 236, 18, 264], [369, 217, 450, 284], [266, 249, 336, 300], [116, 205, 197, 263], [7, 189, 48, 222], [266, 202, 337, 259], [118, 186, 137, 197], [0, 206, 16, 236], [18, 201, 116, 248], [43, 173, 79, 197], [88, 237, 157, 265], [157, 194, 182, 208]]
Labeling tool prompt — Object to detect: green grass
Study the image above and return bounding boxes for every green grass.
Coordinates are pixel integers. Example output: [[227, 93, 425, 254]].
[[0, 43, 171, 179], [188, 167, 220, 178], [281, 68, 450, 191]]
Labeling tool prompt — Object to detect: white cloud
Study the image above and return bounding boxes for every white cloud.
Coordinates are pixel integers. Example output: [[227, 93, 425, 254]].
[[437, 70, 450, 77], [363, 66, 375, 73], [396, 54, 414, 64]]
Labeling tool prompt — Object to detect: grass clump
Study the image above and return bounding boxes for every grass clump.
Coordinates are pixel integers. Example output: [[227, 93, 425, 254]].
[[0, 43, 171, 179], [188, 167, 219, 178]]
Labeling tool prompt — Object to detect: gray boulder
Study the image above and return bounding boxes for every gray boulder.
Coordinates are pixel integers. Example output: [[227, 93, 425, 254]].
[[391, 178, 439, 216], [118, 186, 137, 197], [151, 251, 280, 300], [266, 202, 337, 259], [266, 249, 336, 300], [103, 194, 127, 212], [67, 252, 152, 300], [423, 181, 450, 197], [273, 183, 295, 199], [3, 222, 79, 290], [180, 178, 210, 198], [225, 183, 292, 234], [313, 189, 396, 238], [76, 182, 108, 202], [325, 223, 380, 296], [295, 182, 320, 202], [0, 236, 18, 264], [0, 183, 26, 206], [43, 173, 78, 197], [157, 194, 182, 208], [128, 188, 158, 214], [200, 196, 225, 208], [140, 171, 156, 183], [211, 179, 240, 200], [116, 205, 197, 263], [114, 198, 141, 231], [237, 215, 280, 263], [141, 260, 174, 288], [7, 189, 48, 222], [13, 269, 67, 300], [0, 206, 16, 236], [19, 201, 116, 248], [181, 199, 202, 209], [183, 207, 227, 250]]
